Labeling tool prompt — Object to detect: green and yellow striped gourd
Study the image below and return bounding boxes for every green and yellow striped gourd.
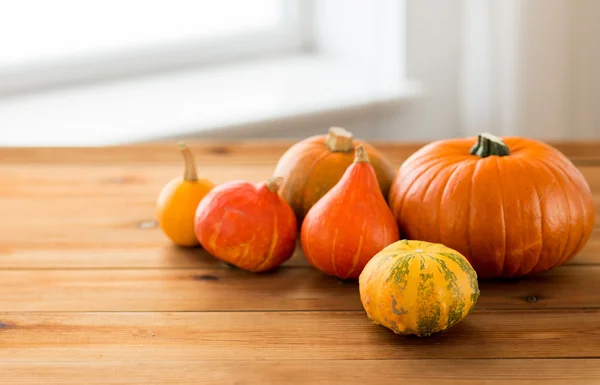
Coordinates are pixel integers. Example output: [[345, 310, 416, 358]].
[[359, 240, 480, 337]]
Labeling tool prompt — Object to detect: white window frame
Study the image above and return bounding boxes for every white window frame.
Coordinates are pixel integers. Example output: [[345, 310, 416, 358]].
[[0, 0, 420, 146], [0, 0, 312, 96]]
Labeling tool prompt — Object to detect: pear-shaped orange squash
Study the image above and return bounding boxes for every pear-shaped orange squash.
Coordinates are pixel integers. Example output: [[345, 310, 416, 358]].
[[301, 145, 400, 279], [156, 143, 215, 246]]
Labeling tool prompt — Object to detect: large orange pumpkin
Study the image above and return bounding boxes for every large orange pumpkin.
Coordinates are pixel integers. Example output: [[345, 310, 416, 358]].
[[388, 133, 596, 278], [274, 127, 396, 221]]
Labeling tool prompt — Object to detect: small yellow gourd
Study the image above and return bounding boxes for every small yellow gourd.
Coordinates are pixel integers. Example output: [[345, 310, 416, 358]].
[[156, 143, 215, 246]]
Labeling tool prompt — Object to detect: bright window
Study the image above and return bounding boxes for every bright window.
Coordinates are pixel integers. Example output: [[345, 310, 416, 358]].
[[0, 0, 309, 93], [0, 0, 415, 147]]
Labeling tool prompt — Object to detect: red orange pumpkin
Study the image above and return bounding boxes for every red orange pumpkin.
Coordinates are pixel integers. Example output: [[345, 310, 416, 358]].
[[194, 177, 297, 272], [389, 133, 596, 278], [301, 145, 400, 279]]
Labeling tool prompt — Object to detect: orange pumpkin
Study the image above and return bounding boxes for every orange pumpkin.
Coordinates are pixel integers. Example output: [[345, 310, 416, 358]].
[[389, 133, 596, 278], [156, 143, 215, 246], [194, 177, 297, 272], [301, 145, 400, 279], [274, 127, 396, 221]]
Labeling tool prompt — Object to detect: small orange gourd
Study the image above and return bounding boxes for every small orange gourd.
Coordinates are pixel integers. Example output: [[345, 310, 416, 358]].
[[194, 177, 297, 272], [156, 143, 215, 246], [301, 145, 400, 279]]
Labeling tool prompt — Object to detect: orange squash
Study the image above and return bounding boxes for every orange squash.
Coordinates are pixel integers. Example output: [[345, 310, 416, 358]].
[[274, 127, 396, 221], [194, 177, 297, 272], [388, 133, 596, 278], [156, 143, 215, 246], [301, 145, 400, 279]]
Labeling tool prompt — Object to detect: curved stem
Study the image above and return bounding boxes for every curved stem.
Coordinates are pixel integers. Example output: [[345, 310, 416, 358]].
[[469, 133, 510, 158], [266, 176, 284, 193], [325, 127, 354, 152], [179, 142, 198, 181], [354, 145, 370, 163]]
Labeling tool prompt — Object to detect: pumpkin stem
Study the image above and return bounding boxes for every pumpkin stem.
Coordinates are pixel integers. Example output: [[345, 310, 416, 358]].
[[179, 142, 198, 181], [266, 176, 284, 193], [325, 127, 354, 153], [354, 145, 370, 163], [469, 133, 510, 158]]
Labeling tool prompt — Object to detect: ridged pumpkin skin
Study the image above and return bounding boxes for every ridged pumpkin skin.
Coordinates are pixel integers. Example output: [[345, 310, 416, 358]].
[[274, 128, 396, 221], [194, 178, 297, 272], [388, 134, 596, 278], [301, 146, 400, 279], [359, 240, 480, 337]]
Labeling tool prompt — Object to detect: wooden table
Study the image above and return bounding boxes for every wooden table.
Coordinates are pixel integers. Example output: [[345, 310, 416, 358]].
[[1, 141, 600, 384]]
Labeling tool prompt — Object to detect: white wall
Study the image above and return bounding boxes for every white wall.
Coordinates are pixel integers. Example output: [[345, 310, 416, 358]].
[[375, 0, 464, 141], [213, 0, 465, 142], [460, 0, 599, 140], [286, 0, 600, 142], [569, 0, 600, 139], [219, 0, 600, 142]]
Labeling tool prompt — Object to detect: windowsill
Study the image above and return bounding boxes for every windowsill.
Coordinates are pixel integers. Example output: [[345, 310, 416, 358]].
[[0, 54, 420, 147]]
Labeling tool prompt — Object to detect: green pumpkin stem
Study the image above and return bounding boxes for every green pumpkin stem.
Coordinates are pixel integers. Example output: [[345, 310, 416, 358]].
[[469, 133, 510, 158], [179, 142, 198, 181]]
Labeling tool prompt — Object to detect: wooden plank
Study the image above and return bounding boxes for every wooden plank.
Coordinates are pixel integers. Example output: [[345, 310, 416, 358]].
[[569, 227, 600, 265], [0, 245, 310, 269], [478, 265, 600, 309], [0, 228, 597, 269], [0, 142, 297, 165], [1, 265, 599, 312], [0, 244, 312, 269], [1, 310, 599, 360], [2, 359, 600, 385], [0, 164, 276, 194], [1, 231, 596, 268], [1, 140, 599, 164], [0, 267, 354, 312]]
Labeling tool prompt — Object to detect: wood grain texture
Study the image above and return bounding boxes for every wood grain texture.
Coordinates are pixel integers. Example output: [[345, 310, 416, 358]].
[[1, 231, 599, 268], [2, 360, 600, 385], [1, 310, 600, 360], [0, 140, 599, 164], [1, 265, 600, 312], [1, 233, 598, 268], [1, 140, 599, 384]]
